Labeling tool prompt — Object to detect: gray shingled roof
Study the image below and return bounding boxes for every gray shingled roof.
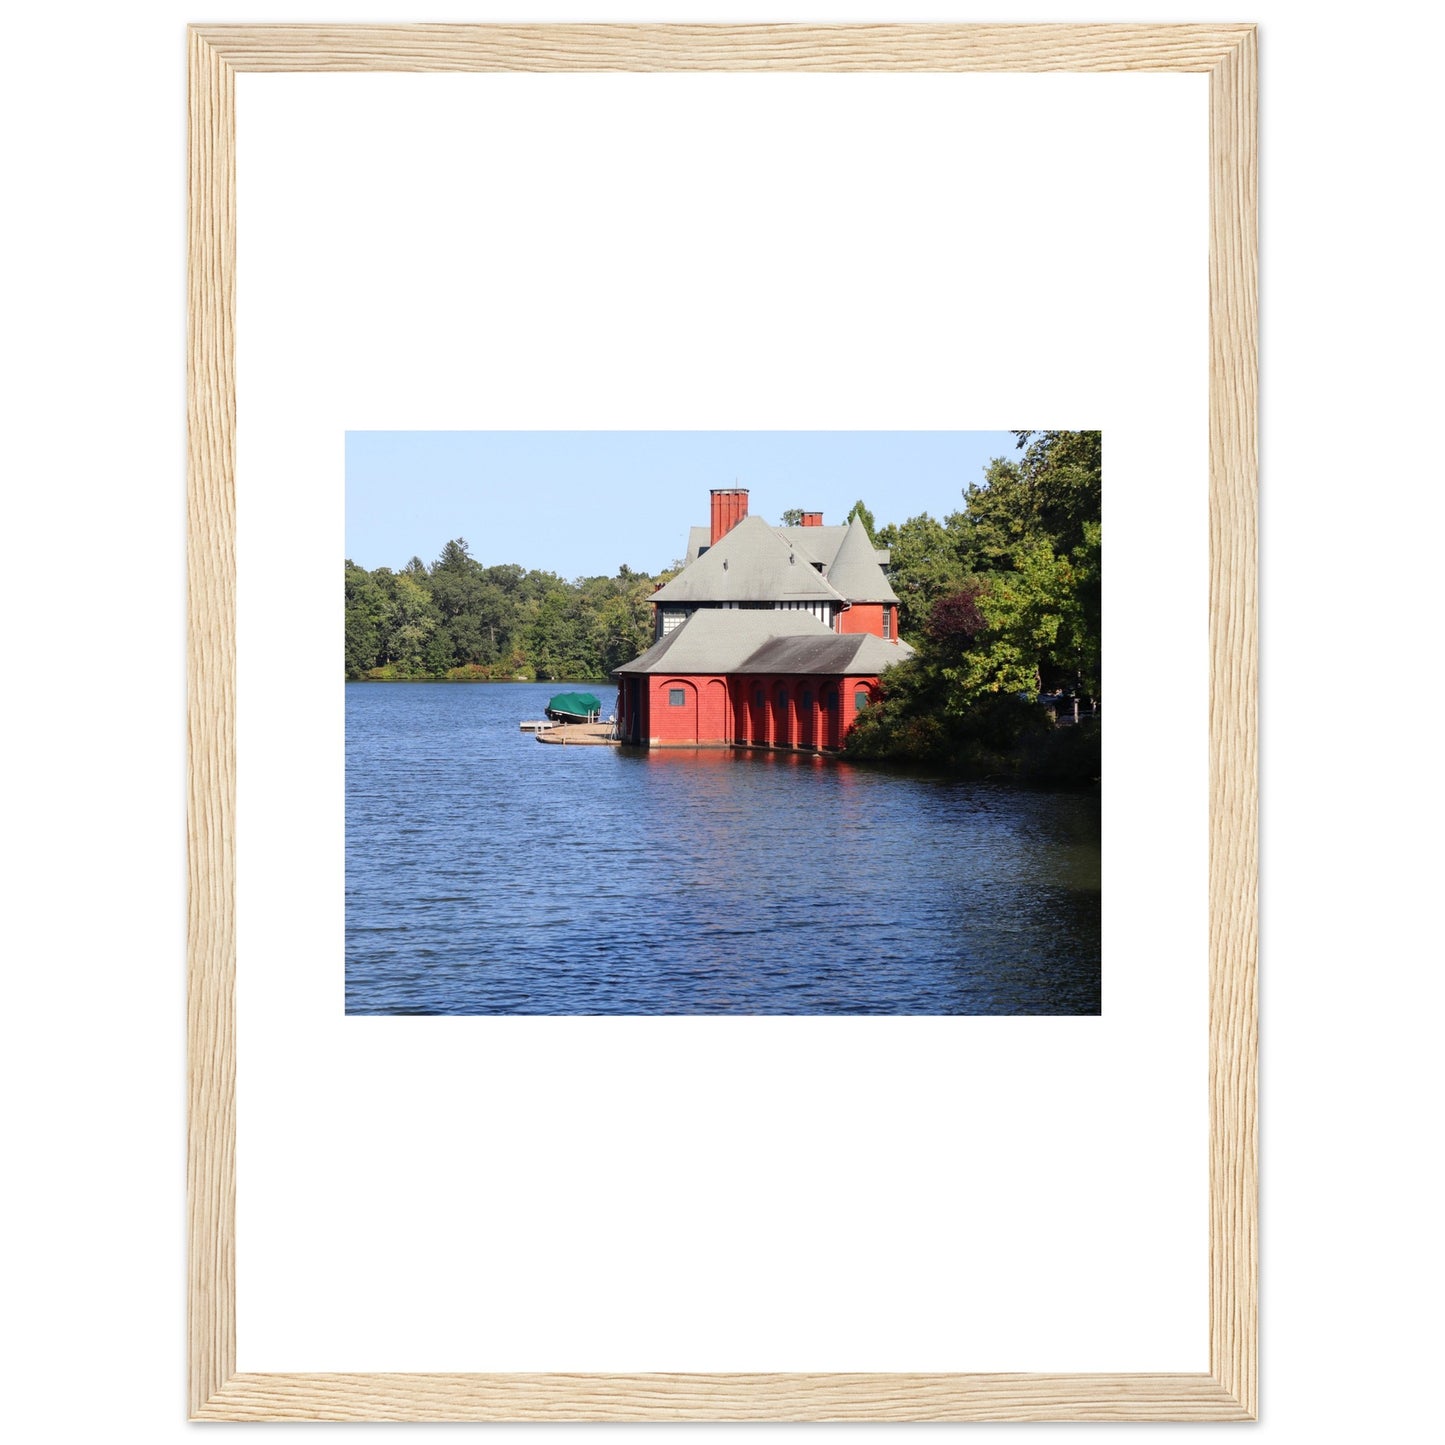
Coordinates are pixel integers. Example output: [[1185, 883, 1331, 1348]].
[[684, 526, 712, 564], [846, 632, 915, 672], [733, 635, 865, 675], [736, 632, 914, 675], [824, 515, 900, 603], [774, 526, 892, 569], [613, 608, 832, 675], [774, 524, 849, 567], [651, 514, 845, 605], [688, 520, 890, 569], [612, 607, 914, 677]]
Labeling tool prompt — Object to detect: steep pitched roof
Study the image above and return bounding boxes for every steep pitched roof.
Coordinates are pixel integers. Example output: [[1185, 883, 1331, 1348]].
[[775, 524, 849, 567], [612, 608, 914, 677], [688, 521, 890, 569], [651, 514, 845, 605], [684, 526, 712, 564], [824, 515, 899, 603], [771, 525, 892, 570]]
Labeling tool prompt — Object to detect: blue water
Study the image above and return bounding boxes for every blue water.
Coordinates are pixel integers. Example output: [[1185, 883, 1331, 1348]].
[[346, 683, 1101, 1015]]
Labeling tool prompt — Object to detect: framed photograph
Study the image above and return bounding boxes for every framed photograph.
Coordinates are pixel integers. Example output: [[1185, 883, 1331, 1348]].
[[188, 23, 1256, 1422]]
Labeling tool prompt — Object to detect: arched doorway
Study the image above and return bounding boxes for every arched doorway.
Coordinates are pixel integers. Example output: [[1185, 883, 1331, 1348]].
[[658, 678, 699, 744], [773, 684, 791, 747], [748, 682, 767, 746], [821, 685, 840, 749], [702, 678, 729, 744]]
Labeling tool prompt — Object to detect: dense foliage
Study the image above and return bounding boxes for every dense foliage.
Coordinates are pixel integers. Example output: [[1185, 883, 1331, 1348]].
[[344, 539, 674, 681], [845, 430, 1101, 779]]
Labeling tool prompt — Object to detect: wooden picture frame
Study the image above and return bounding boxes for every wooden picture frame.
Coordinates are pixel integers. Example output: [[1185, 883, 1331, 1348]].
[[188, 23, 1257, 1423]]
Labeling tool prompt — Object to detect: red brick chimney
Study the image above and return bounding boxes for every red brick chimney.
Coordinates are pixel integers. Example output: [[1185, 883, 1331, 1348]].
[[710, 488, 749, 545], [800, 511, 823, 527]]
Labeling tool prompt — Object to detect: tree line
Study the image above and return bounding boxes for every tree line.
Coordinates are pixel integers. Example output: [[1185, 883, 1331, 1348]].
[[345, 540, 671, 681], [844, 429, 1101, 779]]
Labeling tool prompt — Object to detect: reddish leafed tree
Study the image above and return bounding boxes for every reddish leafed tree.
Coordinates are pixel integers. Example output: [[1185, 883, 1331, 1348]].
[[927, 581, 987, 644]]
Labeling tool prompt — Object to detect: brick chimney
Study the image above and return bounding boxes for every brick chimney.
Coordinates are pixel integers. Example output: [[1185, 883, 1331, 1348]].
[[710, 488, 749, 545], [800, 511, 823, 527]]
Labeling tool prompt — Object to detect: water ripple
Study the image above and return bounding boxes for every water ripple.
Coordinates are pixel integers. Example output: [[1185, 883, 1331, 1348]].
[[346, 683, 1100, 1015]]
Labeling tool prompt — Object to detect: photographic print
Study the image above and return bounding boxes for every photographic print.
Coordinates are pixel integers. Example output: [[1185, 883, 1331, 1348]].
[[345, 430, 1101, 1016]]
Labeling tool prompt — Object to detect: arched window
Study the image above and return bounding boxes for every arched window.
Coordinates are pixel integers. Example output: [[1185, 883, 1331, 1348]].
[[854, 688, 870, 712]]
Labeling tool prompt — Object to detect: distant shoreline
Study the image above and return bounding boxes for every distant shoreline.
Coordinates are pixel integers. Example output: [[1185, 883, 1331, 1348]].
[[347, 676, 612, 686]]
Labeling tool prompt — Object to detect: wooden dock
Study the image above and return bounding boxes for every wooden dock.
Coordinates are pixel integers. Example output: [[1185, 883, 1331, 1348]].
[[535, 721, 619, 746]]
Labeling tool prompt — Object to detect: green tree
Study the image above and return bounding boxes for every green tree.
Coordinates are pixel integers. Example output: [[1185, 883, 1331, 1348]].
[[933, 542, 1086, 709], [955, 430, 1102, 571], [344, 560, 393, 678], [846, 431, 1101, 775], [847, 499, 877, 539], [426, 539, 492, 667], [874, 512, 969, 640], [384, 571, 440, 671]]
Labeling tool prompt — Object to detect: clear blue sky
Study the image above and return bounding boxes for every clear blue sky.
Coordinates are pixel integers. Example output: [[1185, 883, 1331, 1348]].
[[346, 431, 1022, 580]]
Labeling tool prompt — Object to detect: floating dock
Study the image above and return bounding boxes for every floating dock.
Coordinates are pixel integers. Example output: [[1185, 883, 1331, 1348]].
[[535, 722, 619, 746]]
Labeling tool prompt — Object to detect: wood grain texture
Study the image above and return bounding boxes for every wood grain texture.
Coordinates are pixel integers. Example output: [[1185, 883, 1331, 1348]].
[[186, 25, 237, 1420], [194, 1372, 1251, 1423], [193, 22, 1252, 73], [186, 22, 1258, 1423], [1207, 26, 1261, 1422]]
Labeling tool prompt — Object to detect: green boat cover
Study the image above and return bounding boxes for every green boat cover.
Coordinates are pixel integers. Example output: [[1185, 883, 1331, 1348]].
[[546, 691, 603, 719]]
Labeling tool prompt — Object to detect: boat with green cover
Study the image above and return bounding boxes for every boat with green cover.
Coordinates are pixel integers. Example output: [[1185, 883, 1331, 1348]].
[[544, 691, 603, 723]]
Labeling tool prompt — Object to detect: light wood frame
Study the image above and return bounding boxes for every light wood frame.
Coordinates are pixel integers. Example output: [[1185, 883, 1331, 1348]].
[[188, 22, 1257, 1423]]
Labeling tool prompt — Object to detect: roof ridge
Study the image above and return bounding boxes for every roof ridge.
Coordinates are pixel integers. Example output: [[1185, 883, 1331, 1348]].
[[651, 514, 846, 605]]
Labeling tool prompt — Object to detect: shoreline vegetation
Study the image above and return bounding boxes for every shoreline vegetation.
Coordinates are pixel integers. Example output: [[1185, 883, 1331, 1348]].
[[346, 550, 670, 685], [846, 430, 1100, 785], [353, 671, 613, 685], [345, 430, 1100, 783]]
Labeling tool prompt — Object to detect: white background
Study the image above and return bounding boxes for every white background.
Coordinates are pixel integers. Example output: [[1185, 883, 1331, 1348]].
[[3, 0, 1441, 1440], [236, 69, 1205, 1373]]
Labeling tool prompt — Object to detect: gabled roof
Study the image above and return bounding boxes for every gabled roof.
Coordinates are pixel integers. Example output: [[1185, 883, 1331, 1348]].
[[612, 608, 914, 677], [651, 514, 846, 605], [823, 515, 899, 603]]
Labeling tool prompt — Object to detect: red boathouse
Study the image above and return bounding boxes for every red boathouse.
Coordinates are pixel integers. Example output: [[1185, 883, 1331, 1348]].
[[613, 490, 912, 749]]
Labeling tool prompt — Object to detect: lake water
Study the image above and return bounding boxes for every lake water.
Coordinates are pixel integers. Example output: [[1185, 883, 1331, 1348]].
[[346, 682, 1101, 1015]]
